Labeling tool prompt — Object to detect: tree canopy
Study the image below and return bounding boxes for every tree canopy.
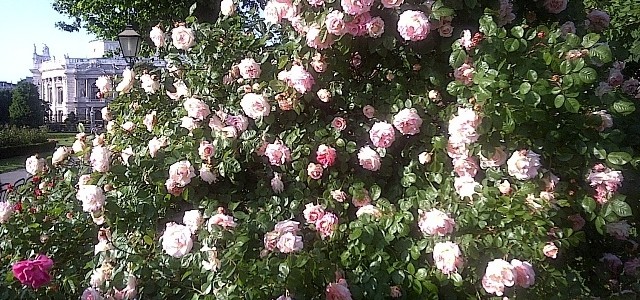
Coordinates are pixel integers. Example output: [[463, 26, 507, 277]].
[[9, 80, 46, 127]]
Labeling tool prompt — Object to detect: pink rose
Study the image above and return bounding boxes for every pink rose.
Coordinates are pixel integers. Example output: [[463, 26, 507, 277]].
[[171, 25, 196, 50], [90, 146, 111, 173], [332, 190, 347, 202], [479, 146, 507, 169], [624, 258, 640, 276], [453, 156, 479, 177], [366, 17, 385, 38], [595, 82, 613, 97], [362, 105, 375, 118], [511, 259, 535, 288], [454, 176, 479, 199], [271, 172, 285, 193], [306, 26, 335, 50], [0, 201, 13, 223], [264, 231, 280, 251], [341, 0, 372, 15], [317, 89, 331, 102], [454, 63, 475, 86], [358, 146, 381, 171], [183, 97, 211, 120], [481, 258, 515, 296], [265, 140, 292, 166], [325, 11, 347, 36], [507, 150, 542, 180], [560, 21, 576, 37], [346, 12, 371, 36], [274, 220, 301, 234], [307, 0, 324, 6], [543, 242, 558, 259], [498, 180, 512, 194], [12, 254, 53, 289], [622, 78, 640, 95], [351, 189, 371, 207], [390, 286, 402, 298], [199, 164, 217, 184], [161, 222, 193, 258], [165, 179, 184, 196], [497, 0, 516, 26], [280, 65, 315, 94], [418, 208, 455, 236], [326, 279, 352, 300], [568, 214, 585, 231], [397, 10, 431, 41], [276, 232, 303, 253], [460, 30, 473, 50], [303, 203, 326, 224], [381, 0, 403, 8], [241, 93, 271, 119], [121, 121, 136, 133], [226, 114, 249, 133], [81, 288, 102, 300], [392, 108, 423, 135], [263, 0, 296, 24], [238, 58, 262, 79], [207, 212, 237, 230], [606, 221, 630, 240], [601, 253, 623, 273], [608, 69, 624, 87], [183, 210, 204, 233], [316, 144, 337, 168], [180, 116, 199, 133], [307, 163, 324, 179], [433, 241, 464, 275], [586, 164, 623, 204], [315, 212, 338, 239], [448, 107, 481, 144], [199, 141, 215, 161], [438, 22, 454, 37], [370, 122, 396, 148], [332, 117, 347, 131], [168, 160, 196, 186], [148, 137, 168, 158], [544, 0, 567, 14], [587, 10, 610, 32]]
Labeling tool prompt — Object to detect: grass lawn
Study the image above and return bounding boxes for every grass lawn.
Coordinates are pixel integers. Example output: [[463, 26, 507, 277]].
[[0, 132, 77, 173]]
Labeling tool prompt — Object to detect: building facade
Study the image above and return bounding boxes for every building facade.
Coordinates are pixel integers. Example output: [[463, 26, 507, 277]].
[[0, 81, 17, 91], [30, 41, 127, 124]]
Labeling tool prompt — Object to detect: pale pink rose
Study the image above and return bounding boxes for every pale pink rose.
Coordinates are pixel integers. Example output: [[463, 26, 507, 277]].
[[453, 156, 479, 177], [479, 147, 507, 169], [306, 26, 335, 50], [78, 174, 92, 186], [241, 93, 271, 119], [167, 80, 191, 100], [482, 258, 515, 296], [165, 179, 184, 196], [460, 30, 473, 50], [507, 150, 542, 180], [150, 26, 166, 48], [433, 241, 464, 275], [381, 0, 403, 8], [199, 164, 217, 184], [113, 275, 137, 300], [274, 220, 300, 234], [622, 78, 640, 95], [315, 212, 338, 239], [107, 121, 116, 133], [608, 69, 624, 87], [332, 117, 347, 131], [263, 0, 296, 24], [448, 107, 481, 144], [276, 296, 292, 300], [225, 114, 249, 133], [454, 63, 475, 86], [560, 21, 576, 37], [341, 0, 372, 15], [96, 76, 112, 93], [362, 105, 375, 118], [307, 0, 324, 6], [586, 164, 623, 204], [390, 286, 402, 298], [358, 146, 381, 171], [171, 25, 196, 50], [418, 208, 455, 236], [116, 68, 135, 94], [325, 11, 347, 36], [280, 65, 315, 94], [366, 17, 385, 38], [168, 160, 196, 186], [92, 134, 104, 147], [271, 172, 285, 193], [238, 58, 262, 79], [568, 214, 585, 231], [221, 0, 236, 16], [587, 10, 610, 32], [356, 204, 381, 218], [76, 185, 106, 212], [161, 222, 193, 258], [148, 137, 168, 158], [438, 22, 454, 37], [601, 253, 623, 273], [198, 141, 215, 161], [311, 59, 327, 73], [543, 242, 558, 259], [624, 258, 640, 276], [454, 176, 479, 199], [511, 259, 535, 288], [393, 108, 423, 135], [370, 122, 396, 148], [183, 97, 211, 120], [101, 106, 112, 121], [595, 81, 613, 98], [180, 116, 199, 133], [331, 190, 347, 202], [81, 288, 102, 300], [543, 172, 560, 192], [277, 232, 303, 253], [447, 141, 468, 159], [307, 163, 324, 179], [255, 139, 269, 156], [498, 180, 512, 194], [207, 212, 237, 230], [544, 0, 567, 14], [90, 146, 111, 173], [397, 10, 431, 41], [121, 121, 135, 133], [592, 110, 614, 132], [183, 210, 204, 233], [326, 279, 352, 300], [351, 190, 371, 207], [140, 74, 160, 94], [265, 140, 291, 166], [317, 89, 331, 102], [606, 221, 631, 240], [0, 202, 13, 223], [303, 203, 326, 224], [263, 231, 280, 251], [25, 155, 46, 175], [143, 111, 157, 132], [209, 115, 224, 132], [121, 146, 134, 166], [497, 0, 516, 26], [317, 144, 337, 168]]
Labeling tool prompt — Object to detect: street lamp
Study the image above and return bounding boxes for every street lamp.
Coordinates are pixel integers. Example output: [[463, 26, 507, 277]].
[[118, 24, 141, 67]]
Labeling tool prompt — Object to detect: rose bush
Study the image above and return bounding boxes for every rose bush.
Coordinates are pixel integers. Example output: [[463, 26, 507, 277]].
[[1, 0, 640, 299]]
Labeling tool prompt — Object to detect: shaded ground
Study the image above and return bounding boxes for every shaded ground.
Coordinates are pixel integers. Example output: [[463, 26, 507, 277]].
[[0, 132, 76, 173]]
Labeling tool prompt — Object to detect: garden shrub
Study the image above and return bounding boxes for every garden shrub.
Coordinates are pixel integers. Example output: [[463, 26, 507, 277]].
[[0, 126, 48, 148]]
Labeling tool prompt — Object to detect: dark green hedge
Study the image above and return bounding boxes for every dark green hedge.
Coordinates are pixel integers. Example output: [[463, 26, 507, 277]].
[[0, 141, 57, 159]]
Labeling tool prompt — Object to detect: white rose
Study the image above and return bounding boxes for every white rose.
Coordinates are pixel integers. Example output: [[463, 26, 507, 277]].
[[95, 76, 112, 93], [90, 268, 108, 288], [76, 185, 106, 212], [221, 0, 237, 16], [150, 25, 166, 48], [25, 155, 46, 175], [101, 106, 112, 121], [356, 204, 382, 218], [148, 136, 168, 158], [183, 97, 211, 120], [507, 150, 542, 180], [115, 68, 135, 94], [140, 74, 160, 94], [199, 164, 217, 184], [171, 25, 196, 50], [52, 146, 71, 165], [72, 139, 86, 154], [317, 89, 331, 102], [90, 146, 111, 173], [122, 121, 136, 133], [240, 93, 271, 119], [161, 222, 193, 258], [0, 201, 14, 224], [166, 80, 191, 100], [168, 160, 196, 186], [183, 210, 204, 233], [121, 146, 134, 166], [144, 111, 157, 132]]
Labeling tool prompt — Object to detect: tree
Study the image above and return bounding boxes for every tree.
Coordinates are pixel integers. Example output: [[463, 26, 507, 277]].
[[0, 90, 11, 125], [9, 80, 45, 127]]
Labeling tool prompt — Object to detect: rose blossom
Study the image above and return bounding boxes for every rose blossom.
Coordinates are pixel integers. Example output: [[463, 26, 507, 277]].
[[609, 69, 624, 87], [497, 180, 512, 194], [168, 160, 196, 186], [25, 156, 45, 175], [113, 275, 137, 300], [433, 241, 464, 275], [481, 259, 515, 296], [316, 144, 337, 168], [560, 21, 576, 37], [121, 146, 134, 166], [303, 203, 326, 224], [307, 163, 324, 179], [183, 97, 211, 120], [81, 288, 102, 300], [341, 0, 372, 15], [0, 201, 14, 224], [624, 258, 640, 276], [150, 25, 166, 48], [454, 63, 475, 86], [397, 10, 431, 41], [241, 93, 271, 119], [199, 164, 217, 184], [601, 253, 623, 273], [317, 89, 331, 102], [479, 147, 507, 168], [381, 0, 403, 8], [271, 173, 285, 193], [276, 296, 292, 300], [418, 208, 455, 236], [183, 210, 204, 233], [115, 68, 134, 94], [277, 232, 303, 253], [165, 179, 183, 196], [366, 17, 385, 38], [543, 242, 558, 259], [351, 190, 371, 207], [148, 137, 168, 158], [606, 221, 631, 240], [199, 141, 215, 161], [586, 164, 623, 204], [332, 190, 347, 202], [96, 76, 112, 93], [207, 211, 237, 230], [448, 107, 481, 144], [453, 156, 479, 177], [418, 152, 432, 164], [280, 65, 315, 94], [622, 78, 640, 95], [263, 0, 296, 24], [438, 22, 454, 37], [306, 25, 335, 50], [180, 117, 199, 133], [140, 74, 160, 94], [171, 25, 196, 50], [225, 114, 249, 133], [221, 0, 236, 16], [587, 10, 611, 32], [454, 176, 479, 199], [161, 222, 193, 258], [358, 146, 381, 171], [592, 110, 613, 131], [325, 11, 347, 36], [370, 122, 396, 148], [568, 214, 586, 231], [275, 220, 300, 234], [332, 117, 347, 131], [315, 212, 338, 239], [12, 254, 53, 289], [544, 0, 567, 14], [238, 58, 261, 79], [143, 110, 157, 132], [326, 279, 352, 300], [497, 0, 515, 26], [390, 286, 402, 298], [90, 146, 111, 173], [76, 185, 106, 212], [265, 140, 291, 166], [507, 150, 541, 180], [356, 204, 381, 218], [393, 108, 423, 135], [362, 105, 375, 118], [101, 106, 112, 121], [511, 259, 535, 288]]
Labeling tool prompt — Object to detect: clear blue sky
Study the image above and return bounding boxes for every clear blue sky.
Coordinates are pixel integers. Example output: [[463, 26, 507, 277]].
[[0, 0, 96, 83]]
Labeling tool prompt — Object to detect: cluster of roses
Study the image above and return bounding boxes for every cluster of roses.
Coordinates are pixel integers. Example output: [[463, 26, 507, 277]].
[[263, 220, 304, 254], [596, 61, 640, 100], [586, 163, 623, 205], [481, 258, 535, 296], [447, 107, 482, 199], [418, 209, 464, 276], [303, 203, 339, 239]]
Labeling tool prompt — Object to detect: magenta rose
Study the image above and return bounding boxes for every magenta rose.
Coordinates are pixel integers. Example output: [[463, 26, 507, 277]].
[[316, 144, 337, 168], [12, 254, 54, 289], [369, 122, 396, 148]]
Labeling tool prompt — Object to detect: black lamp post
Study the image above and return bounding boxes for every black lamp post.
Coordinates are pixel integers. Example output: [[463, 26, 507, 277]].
[[118, 24, 141, 67]]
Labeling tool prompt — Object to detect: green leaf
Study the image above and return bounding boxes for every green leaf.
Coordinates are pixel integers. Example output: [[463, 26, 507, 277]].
[[526, 70, 538, 82], [609, 199, 633, 217], [504, 38, 520, 52], [519, 82, 531, 95], [479, 15, 497, 36], [589, 44, 613, 64], [349, 228, 362, 240], [607, 152, 632, 165], [559, 60, 572, 74], [554, 95, 565, 108], [143, 235, 154, 245], [578, 67, 597, 84], [449, 49, 466, 68], [370, 184, 381, 200], [612, 101, 636, 115], [511, 26, 524, 38], [581, 196, 596, 214], [564, 98, 580, 113], [581, 33, 600, 48]]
